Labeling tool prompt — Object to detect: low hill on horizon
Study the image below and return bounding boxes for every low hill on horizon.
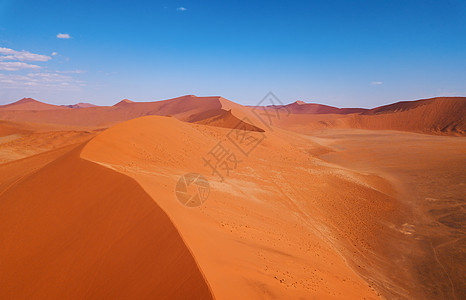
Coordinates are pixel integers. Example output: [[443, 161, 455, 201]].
[[0, 98, 69, 111]]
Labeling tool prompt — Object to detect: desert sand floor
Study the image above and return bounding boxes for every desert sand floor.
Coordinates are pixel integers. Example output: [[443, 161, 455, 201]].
[[0, 120, 98, 164], [313, 129, 466, 299]]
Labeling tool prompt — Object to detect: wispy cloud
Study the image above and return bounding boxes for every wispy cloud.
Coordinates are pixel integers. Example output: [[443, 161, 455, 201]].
[[0, 47, 51, 62], [177, 7, 187, 11], [371, 81, 383, 85], [0, 72, 85, 90], [57, 33, 71, 39], [0, 46, 85, 92], [0, 61, 41, 71], [56, 69, 86, 74]]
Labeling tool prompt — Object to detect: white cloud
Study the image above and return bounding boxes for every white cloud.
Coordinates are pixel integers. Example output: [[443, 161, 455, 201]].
[[0, 45, 85, 92], [57, 33, 71, 39], [177, 7, 187, 11], [371, 81, 383, 85], [0, 47, 51, 62], [0, 61, 41, 71], [0, 72, 85, 90]]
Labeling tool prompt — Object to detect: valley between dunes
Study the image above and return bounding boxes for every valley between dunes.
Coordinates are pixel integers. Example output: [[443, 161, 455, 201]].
[[0, 96, 464, 299]]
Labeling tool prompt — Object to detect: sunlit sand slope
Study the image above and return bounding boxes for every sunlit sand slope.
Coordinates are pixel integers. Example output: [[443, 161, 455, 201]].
[[82, 115, 402, 299]]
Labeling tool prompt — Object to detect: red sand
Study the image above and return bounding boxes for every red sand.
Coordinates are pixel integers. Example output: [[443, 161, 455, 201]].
[[0, 95, 464, 299]]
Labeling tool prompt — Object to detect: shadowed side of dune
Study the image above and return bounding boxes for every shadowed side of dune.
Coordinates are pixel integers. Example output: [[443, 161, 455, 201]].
[[187, 109, 265, 132], [0, 145, 213, 300]]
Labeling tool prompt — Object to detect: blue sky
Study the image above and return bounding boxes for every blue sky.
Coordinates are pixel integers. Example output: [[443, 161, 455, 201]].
[[0, 0, 465, 107]]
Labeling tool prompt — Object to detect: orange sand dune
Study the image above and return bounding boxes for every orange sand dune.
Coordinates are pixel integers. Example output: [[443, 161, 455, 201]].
[[114, 98, 135, 106], [0, 144, 79, 193], [347, 97, 466, 135], [0, 95, 228, 128], [0, 98, 68, 111], [81, 115, 403, 299], [0, 144, 213, 299], [274, 97, 466, 136], [1, 95, 464, 299]]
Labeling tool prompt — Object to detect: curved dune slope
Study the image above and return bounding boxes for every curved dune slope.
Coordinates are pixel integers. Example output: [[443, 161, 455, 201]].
[[0, 144, 81, 194], [0, 145, 213, 299], [81, 115, 406, 299], [347, 97, 466, 135]]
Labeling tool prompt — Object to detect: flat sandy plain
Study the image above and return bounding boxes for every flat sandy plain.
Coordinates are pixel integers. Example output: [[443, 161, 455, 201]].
[[0, 96, 464, 299]]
